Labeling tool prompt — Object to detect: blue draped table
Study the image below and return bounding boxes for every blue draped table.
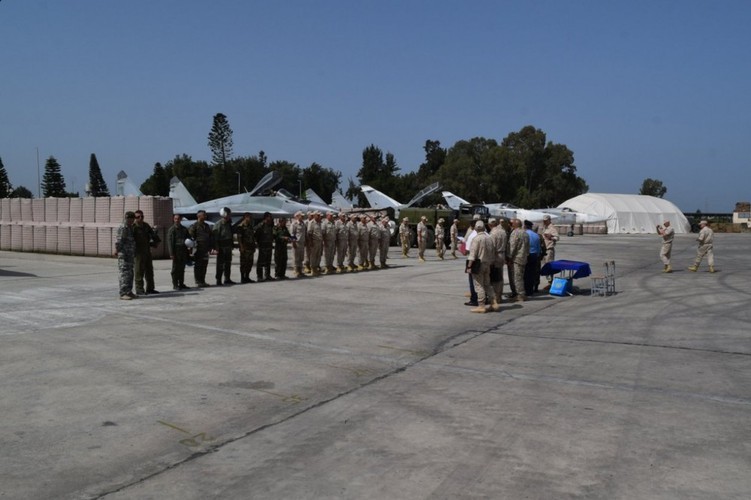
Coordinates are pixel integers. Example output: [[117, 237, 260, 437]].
[[540, 260, 592, 280]]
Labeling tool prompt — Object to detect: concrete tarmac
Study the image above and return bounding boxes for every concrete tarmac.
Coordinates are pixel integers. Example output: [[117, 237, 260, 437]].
[[1, 234, 750, 500]]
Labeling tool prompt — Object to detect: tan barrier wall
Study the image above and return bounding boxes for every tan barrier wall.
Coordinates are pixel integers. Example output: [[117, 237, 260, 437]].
[[0, 196, 173, 258]]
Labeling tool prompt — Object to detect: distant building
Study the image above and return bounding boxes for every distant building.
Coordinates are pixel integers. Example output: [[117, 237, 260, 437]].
[[732, 201, 750, 225]]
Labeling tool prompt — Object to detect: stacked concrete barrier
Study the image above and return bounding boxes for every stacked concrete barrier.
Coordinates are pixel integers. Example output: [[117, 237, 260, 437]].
[[0, 196, 173, 258]]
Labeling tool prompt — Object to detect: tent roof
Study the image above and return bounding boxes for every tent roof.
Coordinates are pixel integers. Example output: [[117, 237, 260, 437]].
[[558, 193, 691, 234]]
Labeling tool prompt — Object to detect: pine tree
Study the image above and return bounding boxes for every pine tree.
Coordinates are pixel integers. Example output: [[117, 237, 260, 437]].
[[42, 156, 67, 197], [88, 153, 110, 196], [207, 113, 234, 167], [0, 156, 12, 198]]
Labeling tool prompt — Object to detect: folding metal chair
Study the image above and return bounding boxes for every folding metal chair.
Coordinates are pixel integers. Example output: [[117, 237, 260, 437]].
[[590, 261, 612, 297], [605, 260, 616, 295]]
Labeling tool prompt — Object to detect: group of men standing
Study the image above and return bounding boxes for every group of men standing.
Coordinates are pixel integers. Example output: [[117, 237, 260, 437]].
[[657, 219, 716, 273], [399, 217, 462, 261], [115, 208, 396, 299], [463, 214, 558, 313]]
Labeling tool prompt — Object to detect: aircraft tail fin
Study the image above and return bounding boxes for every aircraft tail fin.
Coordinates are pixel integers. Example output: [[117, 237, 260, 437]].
[[331, 190, 353, 209], [360, 185, 402, 210], [305, 188, 327, 205], [441, 191, 470, 210], [169, 176, 198, 208], [116, 171, 143, 197]]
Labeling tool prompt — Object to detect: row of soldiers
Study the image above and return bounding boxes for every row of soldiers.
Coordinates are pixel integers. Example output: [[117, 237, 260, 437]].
[[164, 209, 394, 290]]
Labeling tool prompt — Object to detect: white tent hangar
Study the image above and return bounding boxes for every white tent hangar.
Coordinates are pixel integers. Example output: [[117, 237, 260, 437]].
[[558, 193, 691, 234]]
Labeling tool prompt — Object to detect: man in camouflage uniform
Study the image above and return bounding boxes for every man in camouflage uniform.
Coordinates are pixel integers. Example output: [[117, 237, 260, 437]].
[[539, 214, 560, 286], [132, 209, 160, 295], [507, 218, 530, 302], [689, 220, 715, 272], [307, 212, 324, 276], [335, 212, 348, 273], [321, 212, 337, 274], [489, 218, 507, 308], [213, 207, 236, 286], [450, 219, 459, 259], [273, 217, 292, 279], [189, 210, 213, 287], [368, 215, 381, 269], [357, 215, 370, 270], [399, 217, 411, 258], [467, 221, 496, 313], [434, 218, 446, 260], [237, 212, 257, 283], [346, 214, 359, 271], [254, 212, 275, 281], [166, 213, 190, 290], [416, 216, 428, 262], [657, 219, 674, 273], [379, 216, 391, 268], [114, 211, 137, 300], [290, 211, 307, 278]]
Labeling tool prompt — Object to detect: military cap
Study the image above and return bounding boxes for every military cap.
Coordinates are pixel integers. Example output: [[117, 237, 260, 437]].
[[402, 217, 409, 222], [125, 211, 136, 219], [294, 211, 303, 217], [488, 217, 497, 224], [438, 218, 445, 223], [542, 214, 552, 221], [472, 214, 481, 220]]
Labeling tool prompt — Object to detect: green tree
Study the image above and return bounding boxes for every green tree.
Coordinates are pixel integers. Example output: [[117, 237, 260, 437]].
[[140, 162, 170, 196], [87, 153, 110, 196], [11, 186, 33, 198], [207, 113, 234, 168], [438, 137, 504, 203], [639, 178, 667, 198], [356, 145, 401, 206], [416, 140, 446, 184], [229, 152, 270, 194], [155, 154, 212, 202], [0, 156, 12, 198], [42, 156, 67, 197]]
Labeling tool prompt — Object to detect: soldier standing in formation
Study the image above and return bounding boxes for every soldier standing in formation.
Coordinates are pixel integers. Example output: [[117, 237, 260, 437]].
[[254, 212, 275, 281], [303, 212, 315, 274], [399, 217, 411, 258], [357, 215, 370, 270], [132, 209, 160, 295], [213, 208, 236, 286], [450, 219, 459, 259], [539, 214, 559, 287], [466, 221, 496, 313], [657, 219, 674, 273], [434, 218, 445, 260], [346, 214, 358, 271], [189, 210, 213, 287], [273, 217, 292, 279], [416, 216, 428, 262], [507, 218, 530, 302], [237, 212, 257, 283], [335, 212, 348, 273], [321, 212, 337, 274], [290, 211, 307, 278], [689, 220, 715, 273], [367, 215, 380, 269], [379, 217, 391, 268], [166, 213, 190, 290], [308, 212, 323, 276], [114, 211, 137, 300]]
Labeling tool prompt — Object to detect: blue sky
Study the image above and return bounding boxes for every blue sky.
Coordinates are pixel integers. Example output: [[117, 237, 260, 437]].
[[1, 0, 749, 212]]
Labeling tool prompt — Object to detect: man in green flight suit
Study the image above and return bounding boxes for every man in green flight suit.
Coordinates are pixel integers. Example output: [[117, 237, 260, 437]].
[[213, 207, 236, 286]]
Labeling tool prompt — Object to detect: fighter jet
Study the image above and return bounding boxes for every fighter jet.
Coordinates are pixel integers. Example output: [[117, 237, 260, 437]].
[[169, 171, 332, 222], [115, 171, 143, 197], [441, 191, 553, 223], [539, 206, 610, 225], [360, 182, 442, 219]]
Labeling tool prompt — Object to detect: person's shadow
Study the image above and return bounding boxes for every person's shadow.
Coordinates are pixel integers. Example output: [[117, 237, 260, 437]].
[[0, 268, 38, 278]]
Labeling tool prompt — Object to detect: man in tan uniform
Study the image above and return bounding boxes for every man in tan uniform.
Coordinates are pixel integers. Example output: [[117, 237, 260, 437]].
[[346, 214, 359, 271], [657, 219, 674, 273], [368, 215, 381, 269], [290, 211, 307, 278], [335, 212, 348, 273], [303, 211, 315, 274], [434, 218, 446, 260], [539, 214, 560, 286], [488, 218, 507, 308], [507, 218, 530, 302], [399, 217, 411, 257], [379, 217, 391, 268], [416, 216, 428, 262], [467, 221, 496, 313], [357, 215, 370, 270], [450, 219, 459, 259], [689, 220, 715, 272], [321, 212, 337, 274]]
